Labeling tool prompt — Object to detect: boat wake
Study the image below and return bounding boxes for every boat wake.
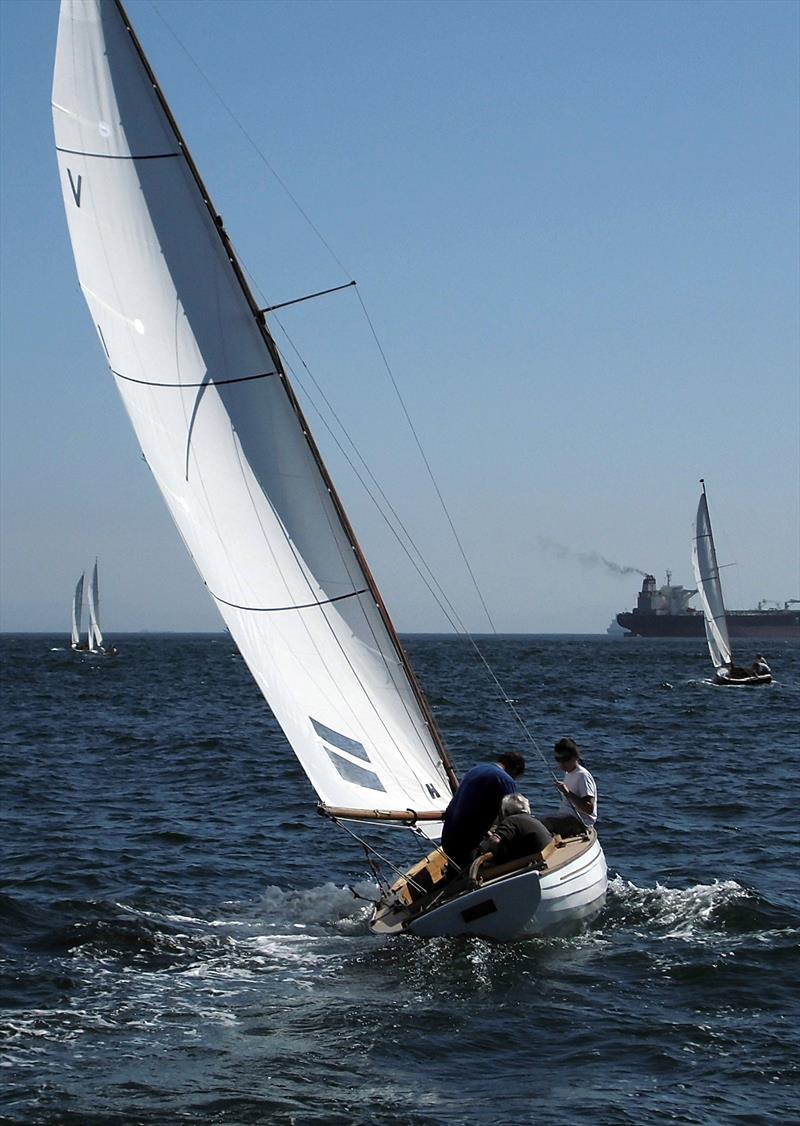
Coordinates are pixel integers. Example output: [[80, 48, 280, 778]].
[[603, 875, 799, 940]]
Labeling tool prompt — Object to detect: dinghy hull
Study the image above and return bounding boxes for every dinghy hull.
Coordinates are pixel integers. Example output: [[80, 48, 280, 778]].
[[714, 672, 772, 687], [370, 832, 607, 941]]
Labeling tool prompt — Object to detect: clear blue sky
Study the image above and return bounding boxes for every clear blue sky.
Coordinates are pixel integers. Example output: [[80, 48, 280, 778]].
[[1, 0, 798, 634]]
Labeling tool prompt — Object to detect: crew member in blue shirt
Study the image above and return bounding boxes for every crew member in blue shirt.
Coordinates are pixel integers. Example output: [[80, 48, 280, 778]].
[[441, 751, 526, 871]]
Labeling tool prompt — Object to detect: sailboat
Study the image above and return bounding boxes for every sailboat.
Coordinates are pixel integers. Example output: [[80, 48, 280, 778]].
[[692, 481, 771, 687], [53, 0, 606, 939], [70, 572, 86, 650], [70, 559, 116, 654]]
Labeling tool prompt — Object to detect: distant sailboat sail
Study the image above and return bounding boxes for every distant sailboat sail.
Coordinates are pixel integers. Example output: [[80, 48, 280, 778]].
[[692, 484, 732, 672], [87, 559, 103, 652], [53, 0, 455, 825], [71, 572, 85, 649]]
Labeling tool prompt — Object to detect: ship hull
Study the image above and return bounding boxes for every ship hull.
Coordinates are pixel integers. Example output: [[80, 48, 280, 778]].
[[616, 611, 800, 639]]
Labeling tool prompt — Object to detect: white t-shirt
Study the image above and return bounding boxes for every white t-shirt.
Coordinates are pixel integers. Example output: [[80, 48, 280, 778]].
[[558, 763, 597, 827]]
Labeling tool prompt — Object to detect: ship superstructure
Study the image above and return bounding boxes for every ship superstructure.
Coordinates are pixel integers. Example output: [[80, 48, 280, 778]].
[[616, 574, 799, 638]]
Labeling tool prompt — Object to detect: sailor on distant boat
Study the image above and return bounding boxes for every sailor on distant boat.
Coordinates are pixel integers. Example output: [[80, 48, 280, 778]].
[[751, 655, 771, 676], [478, 793, 552, 864], [440, 751, 526, 871], [720, 662, 756, 682], [541, 738, 597, 837]]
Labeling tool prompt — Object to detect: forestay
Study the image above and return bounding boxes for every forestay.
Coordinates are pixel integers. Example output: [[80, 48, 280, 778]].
[[53, 0, 454, 828], [692, 489, 732, 670]]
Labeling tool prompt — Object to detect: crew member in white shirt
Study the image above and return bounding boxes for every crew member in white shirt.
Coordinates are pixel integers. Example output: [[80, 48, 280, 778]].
[[541, 737, 597, 837]]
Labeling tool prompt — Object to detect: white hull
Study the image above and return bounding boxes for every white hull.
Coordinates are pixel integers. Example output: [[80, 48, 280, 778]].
[[714, 671, 772, 687], [371, 833, 607, 941]]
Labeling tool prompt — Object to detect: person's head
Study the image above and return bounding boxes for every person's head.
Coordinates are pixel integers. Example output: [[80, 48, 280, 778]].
[[554, 737, 580, 770], [500, 793, 530, 818], [496, 751, 526, 779]]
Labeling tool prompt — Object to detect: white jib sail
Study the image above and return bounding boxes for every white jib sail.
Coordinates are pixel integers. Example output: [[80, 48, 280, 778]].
[[71, 572, 85, 647], [692, 489, 732, 670], [87, 558, 104, 651], [53, 0, 453, 825]]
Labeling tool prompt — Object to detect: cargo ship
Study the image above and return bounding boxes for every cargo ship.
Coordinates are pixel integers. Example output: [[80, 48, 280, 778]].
[[616, 573, 800, 639]]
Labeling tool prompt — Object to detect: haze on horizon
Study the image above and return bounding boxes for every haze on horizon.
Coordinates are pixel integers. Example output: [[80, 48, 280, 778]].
[[1, 0, 798, 636]]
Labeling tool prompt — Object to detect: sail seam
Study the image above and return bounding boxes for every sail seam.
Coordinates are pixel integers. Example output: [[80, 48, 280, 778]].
[[209, 588, 369, 613], [56, 146, 180, 161], [111, 369, 277, 389]]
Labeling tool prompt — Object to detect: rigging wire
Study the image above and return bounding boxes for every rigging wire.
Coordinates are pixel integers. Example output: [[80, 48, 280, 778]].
[[269, 311, 558, 782], [329, 817, 429, 895], [148, 0, 352, 278]]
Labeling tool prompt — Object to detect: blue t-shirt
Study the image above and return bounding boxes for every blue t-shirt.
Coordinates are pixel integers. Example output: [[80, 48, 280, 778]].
[[442, 763, 517, 847]]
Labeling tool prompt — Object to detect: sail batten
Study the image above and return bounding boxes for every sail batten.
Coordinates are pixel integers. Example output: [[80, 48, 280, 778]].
[[210, 588, 370, 613], [112, 368, 278, 389], [54, 0, 455, 822], [55, 146, 181, 160]]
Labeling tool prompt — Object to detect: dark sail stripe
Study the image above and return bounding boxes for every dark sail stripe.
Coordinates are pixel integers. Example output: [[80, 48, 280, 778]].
[[112, 369, 277, 389], [210, 588, 369, 613], [56, 146, 180, 160]]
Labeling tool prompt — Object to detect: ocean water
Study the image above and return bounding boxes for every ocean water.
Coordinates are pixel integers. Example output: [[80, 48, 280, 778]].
[[1, 632, 798, 1126]]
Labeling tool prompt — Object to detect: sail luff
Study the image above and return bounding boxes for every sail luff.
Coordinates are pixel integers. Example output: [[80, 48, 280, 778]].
[[55, 0, 455, 821]]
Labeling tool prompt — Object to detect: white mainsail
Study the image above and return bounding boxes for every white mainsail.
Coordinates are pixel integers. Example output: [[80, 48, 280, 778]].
[[53, 0, 455, 826], [87, 558, 103, 652], [71, 572, 85, 648], [692, 485, 732, 671]]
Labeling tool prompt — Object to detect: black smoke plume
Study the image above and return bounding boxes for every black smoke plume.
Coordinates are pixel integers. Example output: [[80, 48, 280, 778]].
[[538, 537, 647, 578]]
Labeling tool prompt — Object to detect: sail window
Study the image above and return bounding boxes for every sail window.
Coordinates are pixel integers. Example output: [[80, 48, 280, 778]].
[[311, 718, 370, 763], [325, 750, 386, 792]]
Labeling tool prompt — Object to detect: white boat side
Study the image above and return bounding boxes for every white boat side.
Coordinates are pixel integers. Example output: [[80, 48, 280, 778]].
[[371, 832, 607, 941]]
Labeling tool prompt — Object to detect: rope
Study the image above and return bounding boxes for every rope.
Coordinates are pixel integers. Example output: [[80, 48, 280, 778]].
[[329, 817, 428, 895]]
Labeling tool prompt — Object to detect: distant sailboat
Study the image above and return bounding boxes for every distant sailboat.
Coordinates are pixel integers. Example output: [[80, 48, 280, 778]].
[[692, 482, 771, 687], [70, 559, 116, 655], [53, 0, 605, 938]]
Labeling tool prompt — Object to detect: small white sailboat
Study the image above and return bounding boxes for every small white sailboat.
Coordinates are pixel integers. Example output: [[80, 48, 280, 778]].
[[53, 0, 606, 939], [692, 481, 771, 687], [70, 572, 86, 650], [70, 558, 116, 655]]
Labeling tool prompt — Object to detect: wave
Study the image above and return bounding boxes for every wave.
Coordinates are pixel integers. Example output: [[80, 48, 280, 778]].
[[604, 875, 800, 939]]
